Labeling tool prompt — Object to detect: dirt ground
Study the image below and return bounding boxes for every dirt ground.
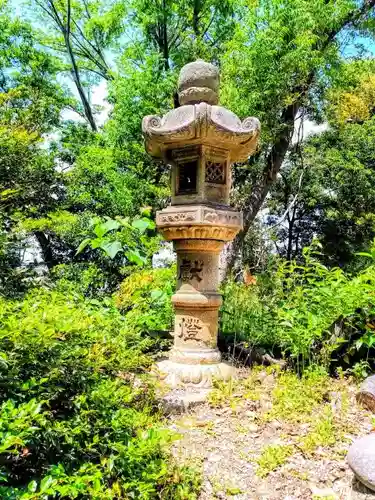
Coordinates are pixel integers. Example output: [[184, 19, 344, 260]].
[[168, 369, 375, 500]]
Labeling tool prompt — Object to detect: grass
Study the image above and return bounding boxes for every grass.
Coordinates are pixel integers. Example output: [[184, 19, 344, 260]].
[[207, 367, 362, 478], [254, 369, 359, 476], [263, 368, 332, 423], [298, 407, 337, 455], [207, 366, 274, 409], [207, 377, 235, 407], [256, 444, 294, 477], [209, 476, 243, 497]]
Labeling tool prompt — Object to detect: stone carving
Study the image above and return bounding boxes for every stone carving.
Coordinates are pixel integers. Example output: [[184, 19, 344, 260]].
[[156, 358, 233, 388], [205, 161, 225, 184], [202, 211, 219, 223], [174, 240, 223, 253], [157, 205, 242, 228], [203, 210, 241, 225], [159, 225, 238, 241], [178, 259, 203, 282], [171, 145, 200, 161], [204, 146, 228, 161], [178, 60, 219, 106], [142, 60, 260, 163], [143, 103, 260, 163], [143, 59, 260, 390], [160, 212, 196, 223], [177, 317, 203, 340]]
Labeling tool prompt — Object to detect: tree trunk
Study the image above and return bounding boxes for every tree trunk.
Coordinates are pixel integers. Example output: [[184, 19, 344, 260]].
[[63, 0, 97, 132], [34, 231, 56, 270], [40, 0, 98, 131], [65, 36, 97, 131], [193, 0, 201, 37], [161, 0, 170, 71], [286, 205, 297, 261], [225, 103, 298, 276]]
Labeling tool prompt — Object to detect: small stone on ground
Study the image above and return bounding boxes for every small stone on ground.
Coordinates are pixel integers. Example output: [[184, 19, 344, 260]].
[[348, 434, 375, 493]]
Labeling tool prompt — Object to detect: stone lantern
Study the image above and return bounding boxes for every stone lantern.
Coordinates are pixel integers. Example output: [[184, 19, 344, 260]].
[[142, 60, 260, 388]]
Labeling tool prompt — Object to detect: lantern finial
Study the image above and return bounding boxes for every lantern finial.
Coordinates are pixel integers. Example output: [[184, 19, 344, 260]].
[[178, 60, 219, 105]]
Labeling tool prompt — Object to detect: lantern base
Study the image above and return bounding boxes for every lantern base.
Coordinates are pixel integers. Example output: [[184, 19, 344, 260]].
[[154, 358, 235, 389]]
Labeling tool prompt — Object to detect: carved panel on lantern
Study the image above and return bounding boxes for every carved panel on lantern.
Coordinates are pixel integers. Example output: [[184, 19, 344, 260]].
[[178, 258, 203, 283], [205, 161, 226, 184]]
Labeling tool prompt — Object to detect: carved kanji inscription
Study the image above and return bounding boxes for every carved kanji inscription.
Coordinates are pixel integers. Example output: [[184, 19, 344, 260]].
[[178, 317, 203, 340], [178, 258, 203, 282]]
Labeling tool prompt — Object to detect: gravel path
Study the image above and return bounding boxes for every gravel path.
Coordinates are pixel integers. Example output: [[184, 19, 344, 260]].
[[168, 370, 375, 500]]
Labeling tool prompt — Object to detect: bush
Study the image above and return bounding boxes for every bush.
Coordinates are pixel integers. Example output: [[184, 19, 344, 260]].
[[221, 245, 375, 372], [0, 288, 199, 499], [115, 267, 175, 335]]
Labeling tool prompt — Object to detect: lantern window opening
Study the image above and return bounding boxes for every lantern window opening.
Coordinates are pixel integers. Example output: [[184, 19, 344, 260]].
[[177, 160, 198, 194]]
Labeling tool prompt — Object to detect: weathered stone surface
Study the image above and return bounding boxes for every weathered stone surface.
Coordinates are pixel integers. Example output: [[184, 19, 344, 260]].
[[347, 434, 375, 491], [357, 375, 375, 412], [156, 358, 234, 389], [178, 60, 219, 105], [156, 204, 242, 229], [143, 60, 260, 389], [158, 387, 210, 414], [142, 60, 260, 163], [156, 204, 243, 243], [142, 104, 260, 162]]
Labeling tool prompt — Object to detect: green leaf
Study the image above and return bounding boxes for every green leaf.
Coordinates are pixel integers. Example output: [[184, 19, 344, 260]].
[[94, 219, 120, 238], [356, 252, 373, 258], [40, 476, 53, 492], [131, 217, 154, 233], [100, 240, 123, 259], [28, 480, 38, 493], [75, 238, 91, 255], [91, 238, 102, 249], [150, 289, 166, 302], [0, 188, 20, 199], [125, 249, 147, 266], [117, 217, 132, 229]]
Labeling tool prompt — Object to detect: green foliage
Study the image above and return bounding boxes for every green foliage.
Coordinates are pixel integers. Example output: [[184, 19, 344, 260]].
[[66, 144, 164, 218], [266, 61, 375, 268], [265, 369, 331, 423], [2, 0, 375, 497], [299, 407, 337, 455], [221, 0, 357, 133], [222, 243, 375, 370], [115, 266, 175, 334], [76, 215, 156, 264], [207, 378, 235, 408], [250, 368, 353, 477], [0, 288, 199, 498]]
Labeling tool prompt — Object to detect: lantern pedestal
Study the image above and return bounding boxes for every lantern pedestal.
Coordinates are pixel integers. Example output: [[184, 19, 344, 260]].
[[156, 359, 233, 389]]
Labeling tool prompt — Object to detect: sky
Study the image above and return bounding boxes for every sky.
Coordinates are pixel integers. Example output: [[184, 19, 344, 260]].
[[61, 80, 111, 126]]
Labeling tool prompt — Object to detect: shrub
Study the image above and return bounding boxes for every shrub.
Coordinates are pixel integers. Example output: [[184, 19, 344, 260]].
[[221, 245, 375, 371], [115, 266, 175, 335], [0, 288, 199, 499]]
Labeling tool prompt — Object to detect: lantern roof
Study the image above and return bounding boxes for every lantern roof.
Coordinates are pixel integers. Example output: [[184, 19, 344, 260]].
[[142, 60, 260, 163]]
